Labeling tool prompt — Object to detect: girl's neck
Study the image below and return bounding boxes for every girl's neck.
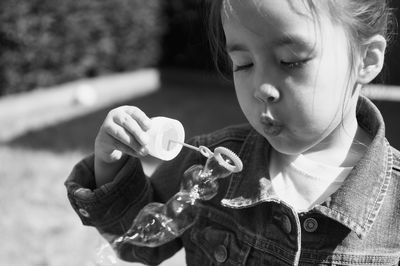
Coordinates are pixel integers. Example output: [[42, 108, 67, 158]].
[[301, 116, 372, 168]]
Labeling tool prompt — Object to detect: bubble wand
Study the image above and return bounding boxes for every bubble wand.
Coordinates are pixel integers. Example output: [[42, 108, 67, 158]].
[[107, 117, 243, 248]]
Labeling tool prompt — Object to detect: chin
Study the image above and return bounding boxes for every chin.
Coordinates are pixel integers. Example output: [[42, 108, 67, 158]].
[[265, 135, 312, 155], [253, 123, 315, 155]]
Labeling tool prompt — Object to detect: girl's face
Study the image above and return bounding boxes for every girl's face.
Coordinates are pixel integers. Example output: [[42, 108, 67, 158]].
[[222, 0, 360, 155]]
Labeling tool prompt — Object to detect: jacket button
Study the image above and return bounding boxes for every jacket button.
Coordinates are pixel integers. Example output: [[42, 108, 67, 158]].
[[214, 245, 228, 263], [303, 217, 318, 232], [281, 214, 292, 234], [78, 208, 90, 218]]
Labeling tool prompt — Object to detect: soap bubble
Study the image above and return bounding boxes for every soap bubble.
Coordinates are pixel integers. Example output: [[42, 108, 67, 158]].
[[95, 242, 118, 265], [98, 146, 243, 260]]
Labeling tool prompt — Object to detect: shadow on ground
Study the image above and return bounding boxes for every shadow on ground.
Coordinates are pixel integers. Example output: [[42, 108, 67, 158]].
[[5, 70, 400, 152], [6, 70, 247, 154]]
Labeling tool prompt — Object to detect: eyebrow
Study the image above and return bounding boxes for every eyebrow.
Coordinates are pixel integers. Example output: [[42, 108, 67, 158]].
[[226, 34, 315, 53], [226, 43, 247, 53], [273, 34, 314, 49]]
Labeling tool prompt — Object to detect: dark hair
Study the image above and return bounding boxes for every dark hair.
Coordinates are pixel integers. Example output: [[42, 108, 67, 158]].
[[208, 0, 397, 77]]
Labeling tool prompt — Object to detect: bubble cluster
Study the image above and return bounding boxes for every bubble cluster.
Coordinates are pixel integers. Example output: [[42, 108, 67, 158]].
[[112, 146, 243, 248]]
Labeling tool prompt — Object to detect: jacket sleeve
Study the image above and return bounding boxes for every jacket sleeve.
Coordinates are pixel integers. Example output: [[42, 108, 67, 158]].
[[64, 137, 204, 264]]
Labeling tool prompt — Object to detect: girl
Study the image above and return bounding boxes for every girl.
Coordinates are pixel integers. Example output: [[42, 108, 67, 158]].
[[66, 0, 400, 265]]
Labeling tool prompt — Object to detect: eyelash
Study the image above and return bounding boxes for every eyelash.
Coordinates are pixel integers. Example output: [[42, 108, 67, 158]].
[[233, 63, 253, 72], [233, 59, 311, 73], [280, 58, 311, 69]]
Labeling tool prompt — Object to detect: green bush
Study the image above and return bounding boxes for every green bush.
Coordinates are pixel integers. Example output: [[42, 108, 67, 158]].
[[0, 0, 164, 96]]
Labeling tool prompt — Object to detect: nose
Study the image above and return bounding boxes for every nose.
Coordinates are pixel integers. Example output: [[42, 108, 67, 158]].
[[254, 84, 280, 103]]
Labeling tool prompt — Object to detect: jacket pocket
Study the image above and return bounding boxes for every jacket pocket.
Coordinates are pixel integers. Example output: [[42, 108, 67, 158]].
[[189, 224, 251, 266]]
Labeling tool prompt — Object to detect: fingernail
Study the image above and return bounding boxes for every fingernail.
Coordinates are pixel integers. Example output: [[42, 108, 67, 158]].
[[139, 146, 149, 156], [74, 188, 92, 198], [141, 134, 150, 146], [144, 119, 152, 131]]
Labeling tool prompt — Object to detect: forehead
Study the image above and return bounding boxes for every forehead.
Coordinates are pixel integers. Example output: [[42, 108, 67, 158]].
[[221, 0, 335, 50], [222, 0, 314, 20], [222, 0, 317, 33]]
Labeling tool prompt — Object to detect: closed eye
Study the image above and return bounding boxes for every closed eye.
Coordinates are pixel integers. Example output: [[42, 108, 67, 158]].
[[280, 58, 311, 69], [233, 63, 253, 72]]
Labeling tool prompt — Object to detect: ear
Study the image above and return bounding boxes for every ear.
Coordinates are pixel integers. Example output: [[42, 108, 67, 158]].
[[357, 35, 387, 84]]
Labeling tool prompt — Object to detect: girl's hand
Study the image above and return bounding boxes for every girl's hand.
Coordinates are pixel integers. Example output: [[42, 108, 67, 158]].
[[94, 106, 152, 187], [95, 106, 152, 163]]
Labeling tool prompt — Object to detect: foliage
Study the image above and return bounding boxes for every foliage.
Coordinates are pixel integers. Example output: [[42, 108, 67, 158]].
[[160, 0, 214, 71], [0, 0, 164, 95]]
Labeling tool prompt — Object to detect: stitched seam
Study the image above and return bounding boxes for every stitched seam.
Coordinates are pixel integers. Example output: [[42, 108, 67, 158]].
[[93, 180, 151, 228], [314, 205, 365, 234], [194, 204, 297, 262], [224, 130, 256, 198], [75, 158, 144, 204], [364, 139, 392, 231], [196, 124, 250, 147]]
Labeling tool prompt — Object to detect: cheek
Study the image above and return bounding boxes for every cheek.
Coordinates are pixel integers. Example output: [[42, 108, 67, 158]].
[[235, 86, 254, 120], [297, 50, 352, 124], [311, 68, 351, 125], [234, 78, 262, 126], [234, 77, 252, 105], [284, 90, 343, 136], [318, 34, 353, 97]]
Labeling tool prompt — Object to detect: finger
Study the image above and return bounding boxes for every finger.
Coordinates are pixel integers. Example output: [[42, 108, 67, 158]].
[[95, 130, 147, 162], [122, 106, 152, 131], [103, 122, 146, 153], [111, 138, 148, 158], [113, 113, 149, 146]]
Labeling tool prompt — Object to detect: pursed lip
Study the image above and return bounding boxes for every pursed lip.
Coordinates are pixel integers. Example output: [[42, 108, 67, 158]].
[[260, 114, 283, 136]]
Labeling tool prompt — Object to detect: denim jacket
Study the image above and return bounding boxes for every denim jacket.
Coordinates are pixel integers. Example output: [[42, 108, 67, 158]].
[[65, 96, 400, 266]]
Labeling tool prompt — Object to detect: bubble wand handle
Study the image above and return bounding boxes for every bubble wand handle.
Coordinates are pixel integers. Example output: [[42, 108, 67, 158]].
[[169, 139, 214, 158]]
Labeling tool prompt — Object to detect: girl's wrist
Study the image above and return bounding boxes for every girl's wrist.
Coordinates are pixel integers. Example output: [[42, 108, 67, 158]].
[[94, 154, 129, 187]]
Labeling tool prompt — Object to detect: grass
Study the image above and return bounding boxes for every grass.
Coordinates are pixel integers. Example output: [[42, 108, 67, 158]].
[[1, 69, 399, 265]]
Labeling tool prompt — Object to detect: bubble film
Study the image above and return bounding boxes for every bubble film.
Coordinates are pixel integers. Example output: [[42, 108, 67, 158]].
[[111, 146, 243, 248]]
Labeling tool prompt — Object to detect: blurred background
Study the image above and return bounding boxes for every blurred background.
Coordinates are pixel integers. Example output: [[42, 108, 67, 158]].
[[0, 0, 399, 265]]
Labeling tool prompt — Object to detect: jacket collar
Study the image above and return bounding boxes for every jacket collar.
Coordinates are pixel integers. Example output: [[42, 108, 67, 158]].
[[222, 96, 393, 239]]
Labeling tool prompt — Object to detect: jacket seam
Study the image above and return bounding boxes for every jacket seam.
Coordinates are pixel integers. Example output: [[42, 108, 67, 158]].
[[76, 158, 144, 204], [93, 180, 152, 228], [364, 139, 392, 233]]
